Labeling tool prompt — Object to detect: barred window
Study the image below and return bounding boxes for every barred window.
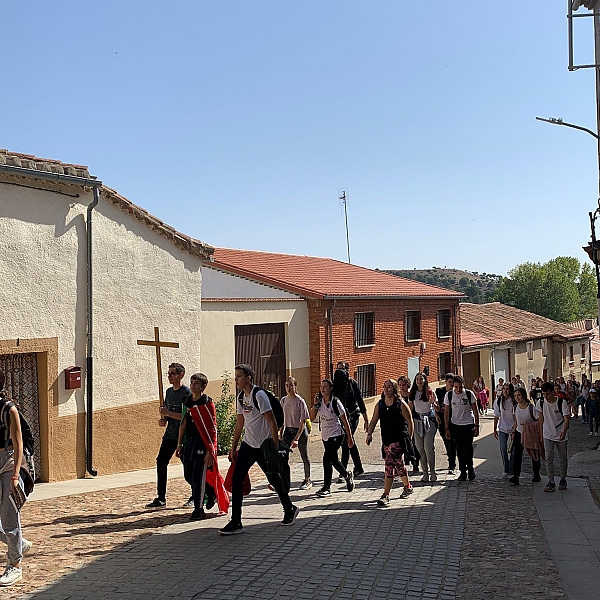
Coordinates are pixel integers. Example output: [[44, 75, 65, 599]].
[[406, 311, 421, 341], [437, 309, 451, 338], [582, 344, 587, 360], [354, 312, 375, 347], [438, 352, 452, 379], [526, 342, 533, 361], [356, 364, 376, 397]]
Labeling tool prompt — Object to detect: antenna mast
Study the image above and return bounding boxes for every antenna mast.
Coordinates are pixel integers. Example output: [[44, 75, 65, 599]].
[[340, 190, 351, 263]]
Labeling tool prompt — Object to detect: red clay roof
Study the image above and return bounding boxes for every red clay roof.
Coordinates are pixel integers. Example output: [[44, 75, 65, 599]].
[[460, 302, 592, 349], [0, 148, 92, 178], [209, 248, 464, 300]]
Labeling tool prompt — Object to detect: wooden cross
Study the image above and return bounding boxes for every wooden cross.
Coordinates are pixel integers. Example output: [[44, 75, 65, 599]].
[[137, 327, 179, 407]]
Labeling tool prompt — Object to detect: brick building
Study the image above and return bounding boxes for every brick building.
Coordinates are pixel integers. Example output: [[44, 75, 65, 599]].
[[202, 249, 463, 401]]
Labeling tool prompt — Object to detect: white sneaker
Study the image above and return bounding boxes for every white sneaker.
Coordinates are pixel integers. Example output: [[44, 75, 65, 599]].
[[0, 565, 22, 587], [589, 432, 594, 437], [21, 539, 32, 556]]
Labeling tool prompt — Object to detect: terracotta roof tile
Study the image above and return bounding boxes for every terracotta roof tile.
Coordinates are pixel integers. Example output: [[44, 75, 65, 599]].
[[0, 148, 91, 178], [210, 248, 464, 299], [460, 302, 592, 348]]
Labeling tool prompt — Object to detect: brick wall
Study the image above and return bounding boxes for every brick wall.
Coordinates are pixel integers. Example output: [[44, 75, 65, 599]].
[[307, 298, 461, 399]]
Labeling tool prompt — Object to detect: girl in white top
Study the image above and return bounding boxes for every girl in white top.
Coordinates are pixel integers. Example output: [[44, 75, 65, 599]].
[[309, 379, 355, 497], [408, 372, 438, 483], [509, 387, 541, 485], [494, 383, 517, 478], [280, 377, 312, 490]]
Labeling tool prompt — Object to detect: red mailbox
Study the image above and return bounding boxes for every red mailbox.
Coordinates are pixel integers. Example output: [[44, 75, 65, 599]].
[[65, 366, 82, 390]]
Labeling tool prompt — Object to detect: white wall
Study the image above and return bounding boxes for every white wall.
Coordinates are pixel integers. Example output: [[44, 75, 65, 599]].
[[0, 180, 204, 416], [202, 266, 300, 299]]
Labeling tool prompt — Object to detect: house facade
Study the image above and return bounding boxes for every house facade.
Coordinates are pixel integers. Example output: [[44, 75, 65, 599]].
[[0, 150, 212, 481], [201, 249, 464, 402], [460, 302, 593, 390]]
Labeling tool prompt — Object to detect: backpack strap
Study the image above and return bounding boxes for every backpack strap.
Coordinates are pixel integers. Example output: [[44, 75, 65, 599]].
[[331, 397, 342, 418], [0, 400, 13, 449]]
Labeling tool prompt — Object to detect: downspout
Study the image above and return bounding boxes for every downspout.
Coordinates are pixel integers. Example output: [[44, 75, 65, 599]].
[[328, 300, 337, 379], [86, 186, 100, 476]]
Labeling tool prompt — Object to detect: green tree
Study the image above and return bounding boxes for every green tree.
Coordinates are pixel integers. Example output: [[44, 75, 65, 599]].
[[493, 257, 596, 322], [215, 371, 239, 455]]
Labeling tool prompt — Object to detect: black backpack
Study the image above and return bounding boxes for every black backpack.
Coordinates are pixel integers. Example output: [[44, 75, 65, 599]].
[[238, 386, 284, 428], [0, 399, 35, 494]]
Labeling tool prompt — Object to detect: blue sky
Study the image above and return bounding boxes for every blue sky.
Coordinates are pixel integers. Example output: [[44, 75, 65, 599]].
[[2, 1, 599, 275]]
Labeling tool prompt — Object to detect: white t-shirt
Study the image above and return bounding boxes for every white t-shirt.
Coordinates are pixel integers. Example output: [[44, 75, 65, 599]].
[[237, 386, 273, 448], [413, 390, 434, 415], [495, 384, 503, 399], [494, 398, 515, 434], [534, 399, 570, 442], [281, 394, 309, 429], [514, 404, 536, 434], [444, 390, 477, 426], [318, 397, 346, 441]]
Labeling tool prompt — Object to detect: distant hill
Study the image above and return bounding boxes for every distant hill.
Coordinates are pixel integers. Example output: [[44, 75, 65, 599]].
[[381, 267, 501, 304]]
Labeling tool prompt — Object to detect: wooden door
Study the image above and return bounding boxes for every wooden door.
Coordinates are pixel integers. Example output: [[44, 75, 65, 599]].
[[234, 323, 286, 397]]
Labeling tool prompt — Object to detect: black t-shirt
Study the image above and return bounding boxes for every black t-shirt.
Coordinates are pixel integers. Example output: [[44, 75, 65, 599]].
[[183, 394, 211, 448], [379, 400, 407, 446]]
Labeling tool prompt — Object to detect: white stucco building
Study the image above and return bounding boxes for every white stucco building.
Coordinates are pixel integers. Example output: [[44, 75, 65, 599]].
[[0, 149, 212, 481]]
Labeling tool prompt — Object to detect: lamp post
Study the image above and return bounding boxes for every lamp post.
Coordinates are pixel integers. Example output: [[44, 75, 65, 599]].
[[583, 202, 600, 326]]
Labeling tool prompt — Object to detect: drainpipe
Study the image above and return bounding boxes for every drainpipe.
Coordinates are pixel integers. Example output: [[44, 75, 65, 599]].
[[327, 300, 337, 379], [86, 186, 100, 476], [0, 165, 102, 477]]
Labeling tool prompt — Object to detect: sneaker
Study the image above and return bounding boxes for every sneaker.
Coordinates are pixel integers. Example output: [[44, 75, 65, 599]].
[[353, 467, 364, 477], [205, 494, 216, 511], [532, 474, 542, 483], [377, 493, 390, 507], [21, 539, 32, 556], [345, 471, 355, 492], [421, 473, 430, 483], [589, 432, 594, 437], [448, 468, 455, 475], [298, 479, 313, 490], [218, 521, 244, 535], [509, 476, 519, 486], [544, 481, 556, 493], [399, 486, 414, 499], [267, 484, 276, 491], [190, 508, 206, 521], [183, 496, 194, 508], [316, 487, 331, 497], [336, 477, 345, 484], [281, 505, 300, 526], [558, 479, 568, 491], [430, 472, 438, 482], [468, 470, 476, 481], [0, 565, 22, 587], [502, 473, 509, 479], [146, 498, 166, 508], [595, 432, 599, 437], [457, 472, 467, 481]]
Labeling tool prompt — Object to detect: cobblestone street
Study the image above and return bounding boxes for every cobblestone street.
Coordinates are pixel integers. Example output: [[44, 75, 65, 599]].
[[3, 415, 598, 599]]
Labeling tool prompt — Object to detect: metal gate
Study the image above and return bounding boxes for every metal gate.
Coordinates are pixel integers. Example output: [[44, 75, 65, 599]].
[[234, 323, 286, 398], [0, 353, 41, 479]]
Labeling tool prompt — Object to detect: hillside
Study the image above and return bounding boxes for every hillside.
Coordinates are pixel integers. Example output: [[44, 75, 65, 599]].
[[382, 267, 501, 304]]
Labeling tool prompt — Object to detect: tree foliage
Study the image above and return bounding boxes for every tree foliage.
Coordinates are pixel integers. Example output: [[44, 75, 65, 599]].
[[493, 257, 596, 323]]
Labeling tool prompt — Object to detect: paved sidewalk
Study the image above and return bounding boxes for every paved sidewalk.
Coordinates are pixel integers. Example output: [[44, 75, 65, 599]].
[[533, 477, 600, 600], [25, 466, 465, 600]]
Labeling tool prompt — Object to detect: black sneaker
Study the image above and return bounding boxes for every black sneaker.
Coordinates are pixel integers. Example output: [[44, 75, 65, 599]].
[[468, 470, 476, 481], [281, 505, 300, 526], [146, 498, 166, 508], [190, 508, 206, 521], [377, 493, 390, 507], [544, 481, 556, 492], [205, 493, 216, 510], [345, 471, 355, 492], [558, 479, 568, 491], [457, 473, 467, 481], [532, 474, 542, 483], [353, 467, 364, 477], [509, 476, 519, 486], [218, 521, 244, 535], [315, 487, 331, 497], [399, 486, 414, 499], [183, 496, 194, 508]]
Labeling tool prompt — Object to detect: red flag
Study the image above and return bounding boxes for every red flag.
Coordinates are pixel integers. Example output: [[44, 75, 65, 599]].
[[189, 401, 230, 514]]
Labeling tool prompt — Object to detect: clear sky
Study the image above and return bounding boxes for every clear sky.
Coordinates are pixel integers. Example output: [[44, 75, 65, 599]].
[[2, 1, 599, 275]]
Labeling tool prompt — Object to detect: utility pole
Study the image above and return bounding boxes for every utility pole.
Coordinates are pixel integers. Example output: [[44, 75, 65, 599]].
[[339, 190, 351, 264]]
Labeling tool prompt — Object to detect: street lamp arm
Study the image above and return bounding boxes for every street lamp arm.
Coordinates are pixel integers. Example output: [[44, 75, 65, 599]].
[[536, 116, 599, 140]]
